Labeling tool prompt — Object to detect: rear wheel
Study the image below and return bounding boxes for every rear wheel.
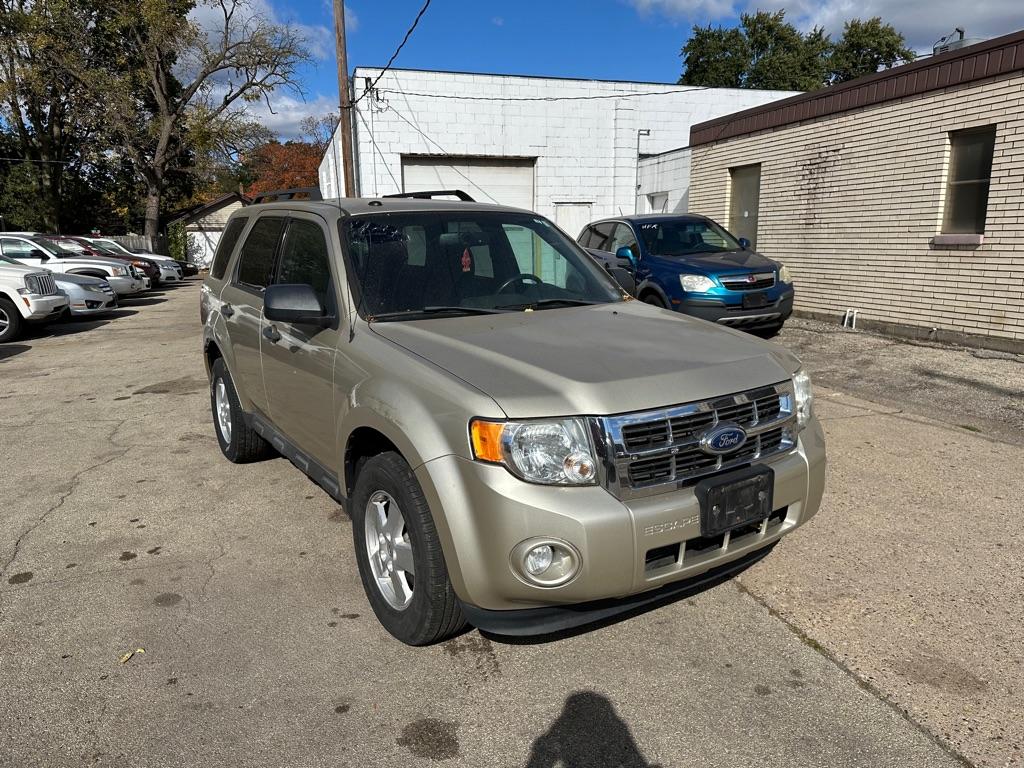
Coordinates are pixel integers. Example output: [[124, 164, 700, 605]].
[[351, 452, 465, 645], [209, 358, 274, 463], [0, 297, 24, 343]]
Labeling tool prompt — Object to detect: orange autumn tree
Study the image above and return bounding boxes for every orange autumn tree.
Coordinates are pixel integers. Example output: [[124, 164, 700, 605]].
[[244, 141, 322, 196]]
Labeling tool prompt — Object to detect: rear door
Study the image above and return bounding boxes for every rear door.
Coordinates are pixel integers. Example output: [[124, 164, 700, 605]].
[[260, 213, 341, 468], [219, 215, 286, 416]]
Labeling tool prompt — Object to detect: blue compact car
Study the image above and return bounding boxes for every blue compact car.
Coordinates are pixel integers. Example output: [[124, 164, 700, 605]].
[[578, 214, 794, 334]]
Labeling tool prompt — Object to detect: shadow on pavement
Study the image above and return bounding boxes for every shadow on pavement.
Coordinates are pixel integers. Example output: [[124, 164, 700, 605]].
[[120, 296, 166, 306], [0, 343, 31, 361], [525, 691, 661, 768]]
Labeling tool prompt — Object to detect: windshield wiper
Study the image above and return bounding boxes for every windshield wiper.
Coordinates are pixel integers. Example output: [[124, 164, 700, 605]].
[[495, 298, 599, 310], [369, 306, 507, 321]]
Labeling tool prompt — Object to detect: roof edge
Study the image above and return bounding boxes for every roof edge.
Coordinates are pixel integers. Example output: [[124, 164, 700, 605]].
[[690, 28, 1024, 147]]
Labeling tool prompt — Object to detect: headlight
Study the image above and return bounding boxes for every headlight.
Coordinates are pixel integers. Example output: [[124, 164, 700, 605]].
[[778, 264, 793, 283], [793, 369, 813, 427], [679, 274, 716, 293], [84, 283, 106, 293], [470, 418, 598, 485], [111, 266, 127, 276]]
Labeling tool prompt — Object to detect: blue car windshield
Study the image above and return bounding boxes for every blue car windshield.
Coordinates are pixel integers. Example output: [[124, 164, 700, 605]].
[[638, 220, 742, 257]]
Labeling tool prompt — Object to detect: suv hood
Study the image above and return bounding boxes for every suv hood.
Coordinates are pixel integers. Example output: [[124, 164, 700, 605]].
[[649, 249, 776, 275], [371, 302, 799, 418]]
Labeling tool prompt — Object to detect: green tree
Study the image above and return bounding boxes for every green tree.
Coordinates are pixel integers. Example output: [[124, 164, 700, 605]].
[[829, 18, 915, 83], [679, 26, 749, 88], [54, 0, 309, 237], [678, 12, 913, 92]]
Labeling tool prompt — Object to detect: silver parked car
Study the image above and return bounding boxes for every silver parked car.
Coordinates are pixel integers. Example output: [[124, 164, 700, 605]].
[[54, 272, 118, 316]]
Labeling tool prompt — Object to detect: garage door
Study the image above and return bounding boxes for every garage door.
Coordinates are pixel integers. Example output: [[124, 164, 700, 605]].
[[401, 157, 535, 210]]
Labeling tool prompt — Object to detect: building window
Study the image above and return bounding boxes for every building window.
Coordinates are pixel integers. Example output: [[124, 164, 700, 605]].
[[944, 126, 996, 234]]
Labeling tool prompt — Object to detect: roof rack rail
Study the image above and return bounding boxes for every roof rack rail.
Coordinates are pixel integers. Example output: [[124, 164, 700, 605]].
[[251, 187, 323, 204], [383, 189, 476, 202]]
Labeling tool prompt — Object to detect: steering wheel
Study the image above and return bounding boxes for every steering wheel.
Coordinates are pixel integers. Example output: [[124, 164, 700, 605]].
[[496, 273, 543, 294]]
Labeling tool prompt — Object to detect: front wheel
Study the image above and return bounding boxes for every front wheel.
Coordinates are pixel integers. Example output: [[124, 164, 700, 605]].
[[641, 293, 667, 308], [0, 297, 24, 343], [351, 452, 465, 645]]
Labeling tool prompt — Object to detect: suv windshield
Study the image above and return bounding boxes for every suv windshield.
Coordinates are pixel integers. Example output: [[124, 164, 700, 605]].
[[638, 219, 742, 257], [343, 211, 622, 319]]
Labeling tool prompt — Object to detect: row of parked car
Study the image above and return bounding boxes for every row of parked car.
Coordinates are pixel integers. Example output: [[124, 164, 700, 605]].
[[0, 233, 199, 343]]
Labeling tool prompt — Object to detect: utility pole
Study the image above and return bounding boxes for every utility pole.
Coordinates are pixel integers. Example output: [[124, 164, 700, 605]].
[[333, 0, 357, 197]]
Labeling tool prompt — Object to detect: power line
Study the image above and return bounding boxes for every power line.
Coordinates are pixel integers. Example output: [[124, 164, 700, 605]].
[[352, 0, 432, 107]]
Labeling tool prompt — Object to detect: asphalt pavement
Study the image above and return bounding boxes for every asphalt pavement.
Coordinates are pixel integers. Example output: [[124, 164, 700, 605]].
[[1, 284, 1019, 767]]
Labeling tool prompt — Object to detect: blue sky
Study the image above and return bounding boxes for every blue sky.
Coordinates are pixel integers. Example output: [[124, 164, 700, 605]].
[[256, 0, 1022, 138]]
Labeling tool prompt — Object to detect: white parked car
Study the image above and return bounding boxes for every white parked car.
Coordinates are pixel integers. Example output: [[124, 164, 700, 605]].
[[0, 235, 144, 296], [0, 254, 69, 342], [84, 238, 187, 282]]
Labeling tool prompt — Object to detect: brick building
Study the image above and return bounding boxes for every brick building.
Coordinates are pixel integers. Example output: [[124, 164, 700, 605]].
[[688, 30, 1024, 352], [319, 68, 794, 238]]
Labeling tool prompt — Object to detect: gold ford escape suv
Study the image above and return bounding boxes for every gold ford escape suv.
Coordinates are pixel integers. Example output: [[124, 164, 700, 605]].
[[200, 190, 826, 645]]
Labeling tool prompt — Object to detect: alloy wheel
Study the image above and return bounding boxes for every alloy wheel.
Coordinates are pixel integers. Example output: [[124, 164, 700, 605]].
[[214, 378, 232, 443], [364, 490, 415, 610]]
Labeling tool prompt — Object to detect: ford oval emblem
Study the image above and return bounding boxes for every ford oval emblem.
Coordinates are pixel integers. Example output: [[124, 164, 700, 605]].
[[700, 422, 747, 455]]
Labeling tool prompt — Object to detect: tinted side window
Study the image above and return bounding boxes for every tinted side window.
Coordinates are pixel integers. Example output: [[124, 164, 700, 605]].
[[592, 222, 615, 251], [211, 216, 249, 279], [276, 219, 333, 307], [1, 238, 36, 256], [235, 216, 285, 290], [577, 226, 594, 247]]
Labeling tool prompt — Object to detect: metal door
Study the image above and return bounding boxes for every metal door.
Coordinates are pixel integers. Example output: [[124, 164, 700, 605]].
[[729, 165, 761, 249]]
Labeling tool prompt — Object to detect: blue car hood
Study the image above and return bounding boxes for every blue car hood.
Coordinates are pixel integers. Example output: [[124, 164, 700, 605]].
[[649, 249, 776, 275]]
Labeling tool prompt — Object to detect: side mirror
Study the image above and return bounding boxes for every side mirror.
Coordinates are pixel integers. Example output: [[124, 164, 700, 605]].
[[29, 249, 49, 260], [738, 237, 751, 250], [264, 283, 330, 326], [615, 246, 638, 272], [607, 267, 636, 296]]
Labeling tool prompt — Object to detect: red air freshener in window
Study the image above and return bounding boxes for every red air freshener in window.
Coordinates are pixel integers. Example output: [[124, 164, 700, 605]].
[[461, 248, 472, 272]]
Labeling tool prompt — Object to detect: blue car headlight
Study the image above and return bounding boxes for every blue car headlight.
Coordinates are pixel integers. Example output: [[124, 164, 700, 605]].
[[679, 274, 716, 293]]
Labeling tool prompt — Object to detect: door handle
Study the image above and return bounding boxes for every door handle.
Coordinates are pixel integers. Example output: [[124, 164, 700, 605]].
[[221, 303, 235, 318], [262, 325, 281, 343]]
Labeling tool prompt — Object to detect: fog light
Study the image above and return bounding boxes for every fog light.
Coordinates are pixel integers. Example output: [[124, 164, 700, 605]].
[[511, 538, 581, 588], [525, 545, 553, 575]]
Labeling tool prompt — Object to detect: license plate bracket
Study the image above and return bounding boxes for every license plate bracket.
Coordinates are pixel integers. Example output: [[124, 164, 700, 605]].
[[742, 292, 769, 309], [695, 466, 774, 537]]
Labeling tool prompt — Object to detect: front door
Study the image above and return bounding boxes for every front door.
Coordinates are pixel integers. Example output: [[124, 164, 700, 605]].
[[219, 215, 286, 417], [729, 164, 761, 249], [260, 214, 341, 469]]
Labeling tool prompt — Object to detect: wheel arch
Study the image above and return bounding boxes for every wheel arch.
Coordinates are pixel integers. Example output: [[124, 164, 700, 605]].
[[637, 280, 671, 307]]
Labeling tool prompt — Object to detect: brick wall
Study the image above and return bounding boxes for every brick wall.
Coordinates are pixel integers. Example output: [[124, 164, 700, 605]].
[[320, 69, 795, 221], [689, 72, 1024, 348]]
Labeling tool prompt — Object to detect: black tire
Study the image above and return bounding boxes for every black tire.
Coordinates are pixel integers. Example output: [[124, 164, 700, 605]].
[[642, 292, 667, 308], [0, 297, 24, 343], [209, 358, 274, 463], [350, 452, 465, 645]]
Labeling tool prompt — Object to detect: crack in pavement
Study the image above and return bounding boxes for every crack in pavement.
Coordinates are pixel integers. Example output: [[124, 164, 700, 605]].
[[732, 580, 976, 768], [1, 419, 130, 580]]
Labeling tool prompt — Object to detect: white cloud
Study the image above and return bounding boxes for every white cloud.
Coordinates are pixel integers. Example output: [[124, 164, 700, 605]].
[[492, 16, 505, 26], [189, 0, 333, 61], [243, 92, 338, 141], [628, 0, 1023, 51]]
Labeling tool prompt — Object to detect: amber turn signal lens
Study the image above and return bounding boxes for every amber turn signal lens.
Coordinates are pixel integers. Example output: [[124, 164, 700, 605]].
[[470, 419, 505, 463]]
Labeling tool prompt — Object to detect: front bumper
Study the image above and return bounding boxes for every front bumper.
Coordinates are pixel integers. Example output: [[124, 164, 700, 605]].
[[107, 276, 144, 296], [680, 288, 794, 328], [416, 416, 826, 625], [159, 265, 183, 282], [23, 294, 70, 321], [66, 289, 118, 316]]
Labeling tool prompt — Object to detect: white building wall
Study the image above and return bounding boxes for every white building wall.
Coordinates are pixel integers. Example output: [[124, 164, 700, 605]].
[[637, 147, 692, 214], [319, 68, 796, 221]]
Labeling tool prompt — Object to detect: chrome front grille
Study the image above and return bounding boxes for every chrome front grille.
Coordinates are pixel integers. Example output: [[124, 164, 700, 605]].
[[721, 272, 775, 291], [594, 382, 797, 500], [26, 272, 58, 296]]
